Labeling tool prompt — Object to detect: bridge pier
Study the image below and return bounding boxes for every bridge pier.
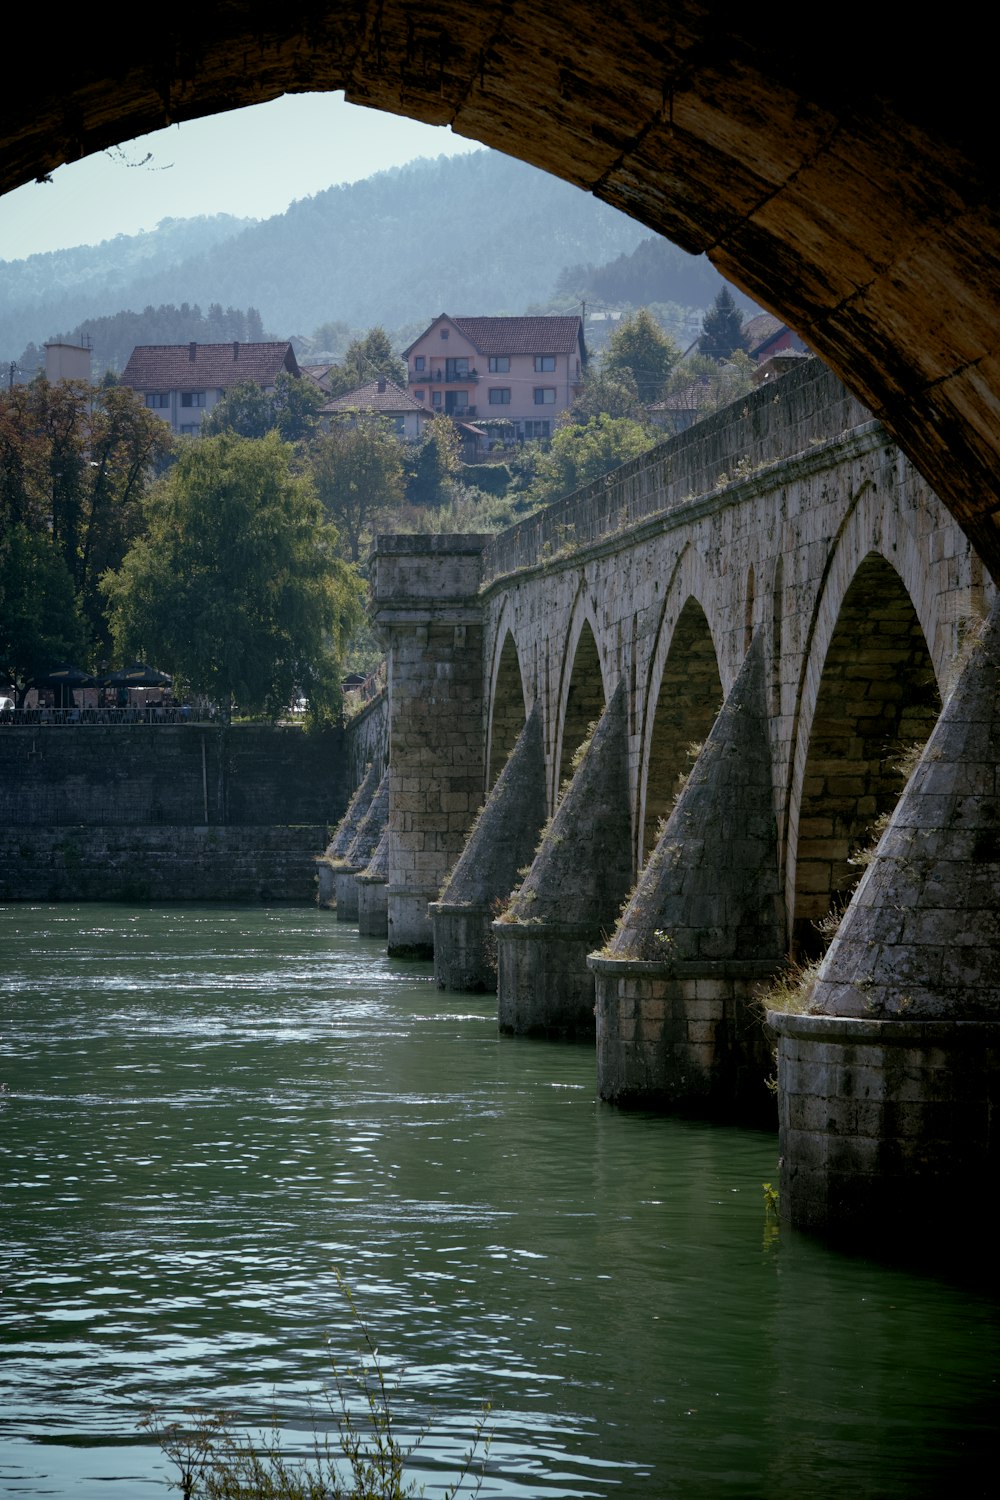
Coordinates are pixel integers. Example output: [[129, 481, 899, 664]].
[[317, 760, 380, 908], [769, 600, 1000, 1255], [330, 770, 389, 923], [357, 827, 390, 938], [430, 703, 547, 991], [371, 536, 490, 958], [589, 639, 784, 1119], [494, 682, 633, 1037]]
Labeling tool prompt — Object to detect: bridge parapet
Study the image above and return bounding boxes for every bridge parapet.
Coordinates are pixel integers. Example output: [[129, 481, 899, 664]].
[[481, 360, 868, 584]]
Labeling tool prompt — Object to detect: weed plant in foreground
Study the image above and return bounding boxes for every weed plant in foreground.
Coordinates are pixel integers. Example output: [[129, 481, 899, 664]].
[[140, 1277, 490, 1500]]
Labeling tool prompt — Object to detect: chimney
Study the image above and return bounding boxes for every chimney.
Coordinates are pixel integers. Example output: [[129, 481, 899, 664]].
[[378, 377, 386, 393], [188, 342, 197, 361], [233, 342, 239, 361]]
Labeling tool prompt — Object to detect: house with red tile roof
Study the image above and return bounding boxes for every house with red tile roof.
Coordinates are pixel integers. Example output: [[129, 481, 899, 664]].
[[320, 377, 436, 441], [403, 315, 586, 443], [120, 341, 301, 436]]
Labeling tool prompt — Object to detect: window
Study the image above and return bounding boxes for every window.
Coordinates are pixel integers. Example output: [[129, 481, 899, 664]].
[[534, 387, 556, 405], [445, 357, 469, 380], [181, 391, 206, 408], [534, 355, 556, 371], [145, 392, 169, 408], [489, 388, 511, 405], [440, 328, 449, 339], [179, 423, 200, 435], [432, 390, 442, 409], [523, 419, 551, 439], [489, 356, 510, 373], [414, 356, 426, 372], [413, 388, 425, 403]]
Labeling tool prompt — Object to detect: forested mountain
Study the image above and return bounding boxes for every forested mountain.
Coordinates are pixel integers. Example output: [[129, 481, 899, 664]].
[[1, 149, 754, 373], [0, 215, 255, 361]]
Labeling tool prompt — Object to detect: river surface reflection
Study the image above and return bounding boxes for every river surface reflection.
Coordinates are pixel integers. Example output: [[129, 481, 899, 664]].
[[1, 904, 997, 1497]]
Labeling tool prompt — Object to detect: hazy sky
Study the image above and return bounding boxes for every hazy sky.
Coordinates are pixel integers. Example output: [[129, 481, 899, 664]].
[[0, 93, 483, 262]]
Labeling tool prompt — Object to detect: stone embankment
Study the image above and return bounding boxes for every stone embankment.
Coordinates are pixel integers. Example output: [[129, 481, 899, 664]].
[[0, 723, 347, 902]]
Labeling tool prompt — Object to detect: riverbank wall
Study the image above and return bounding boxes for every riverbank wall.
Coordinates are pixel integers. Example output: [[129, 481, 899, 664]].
[[0, 724, 348, 902]]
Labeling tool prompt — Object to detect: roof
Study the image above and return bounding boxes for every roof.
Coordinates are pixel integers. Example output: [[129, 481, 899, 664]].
[[121, 342, 300, 392], [404, 314, 585, 359], [321, 378, 434, 416], [647, 377, 717, 413]]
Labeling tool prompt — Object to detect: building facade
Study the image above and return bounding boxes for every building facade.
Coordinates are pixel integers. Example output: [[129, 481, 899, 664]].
[[120, 341, 301, 436], [403, 315, 586, 443]]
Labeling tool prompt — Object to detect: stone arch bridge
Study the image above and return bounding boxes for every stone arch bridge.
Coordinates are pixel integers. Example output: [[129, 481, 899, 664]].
[[370, 358, 998, 1257], [6, 6, 1000, 1256]]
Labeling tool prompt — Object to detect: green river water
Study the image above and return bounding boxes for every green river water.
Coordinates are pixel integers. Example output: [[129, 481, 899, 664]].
[[1, 904, 997, 1497]]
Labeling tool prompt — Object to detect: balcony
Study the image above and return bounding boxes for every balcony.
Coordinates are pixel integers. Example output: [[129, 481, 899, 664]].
[[412, 368, 481, 383]]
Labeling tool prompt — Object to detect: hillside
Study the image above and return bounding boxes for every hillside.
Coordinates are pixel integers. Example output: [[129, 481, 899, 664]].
[[1, 151, 678, 364]]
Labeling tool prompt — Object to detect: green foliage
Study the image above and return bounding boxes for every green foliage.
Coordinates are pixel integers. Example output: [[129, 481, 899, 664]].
[[570, 366, 645, 423], [405, 416, 461, 509], [457, 462, 513, 497], [103, 432, 363, 719], [602, 309, 680, 403], [698, 287, 751, 362], [524, 415, 658, 507], [202, 373, 323, 444], [325, 329, 408, 398], [311, 419, 407, 563], [0, 376, 171, 654], [0, 523, 87, 698]]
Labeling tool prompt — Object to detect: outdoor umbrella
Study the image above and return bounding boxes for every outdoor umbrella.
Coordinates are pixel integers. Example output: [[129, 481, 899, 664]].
[[100, 663, 173, 689], [30, 664, 96, 708]]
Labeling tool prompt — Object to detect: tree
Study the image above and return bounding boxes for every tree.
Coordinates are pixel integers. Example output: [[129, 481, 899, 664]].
[[602, 309, 679, 403], [325, 328, 407, 396], [0, 525, 87, 703], [406, 415, 461, 508], [200, 372, 323, 443], [311, 419, 407, 563], [524, 415, 657, 507], [102, 432, 364, 719], [698, 287, 750, 361], [570, 366, 645, 423], [0, 377, 171, 655]]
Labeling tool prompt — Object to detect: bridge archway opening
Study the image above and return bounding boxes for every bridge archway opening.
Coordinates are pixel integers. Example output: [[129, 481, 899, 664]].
[[557, 620, 605, 799], [640, 598, 723, 864], [488, 630, 527, 789], [792, 553, 941, 958], [5, 18, 1000, 580]]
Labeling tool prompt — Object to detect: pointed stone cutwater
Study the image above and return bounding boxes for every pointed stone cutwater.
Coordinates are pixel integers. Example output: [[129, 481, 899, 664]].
[[770, 599, 1000, 1256], [332, 770, 390, 924], [357, 826, 390, 938], [430, 703, 547, 991], [316, 762, 381, 907], [495, 680, 633, 1037], [590, 636, 784, 1120]]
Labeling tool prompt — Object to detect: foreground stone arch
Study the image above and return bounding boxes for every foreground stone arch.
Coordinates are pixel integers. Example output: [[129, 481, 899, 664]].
[[638, 590, 724, 869], [788, 552, 942, 955], [553, 603, 607, 806], [486, 621, 528, 790], [4, 9, 1000, 578]]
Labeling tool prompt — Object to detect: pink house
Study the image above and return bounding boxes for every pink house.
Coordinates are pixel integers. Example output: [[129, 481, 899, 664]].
[[403, 315, 587, 443]]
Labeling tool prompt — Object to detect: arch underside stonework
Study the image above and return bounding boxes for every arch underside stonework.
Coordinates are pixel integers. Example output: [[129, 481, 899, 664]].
[[790, 553, 941, 958], [4, 8, 1000, 577]]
